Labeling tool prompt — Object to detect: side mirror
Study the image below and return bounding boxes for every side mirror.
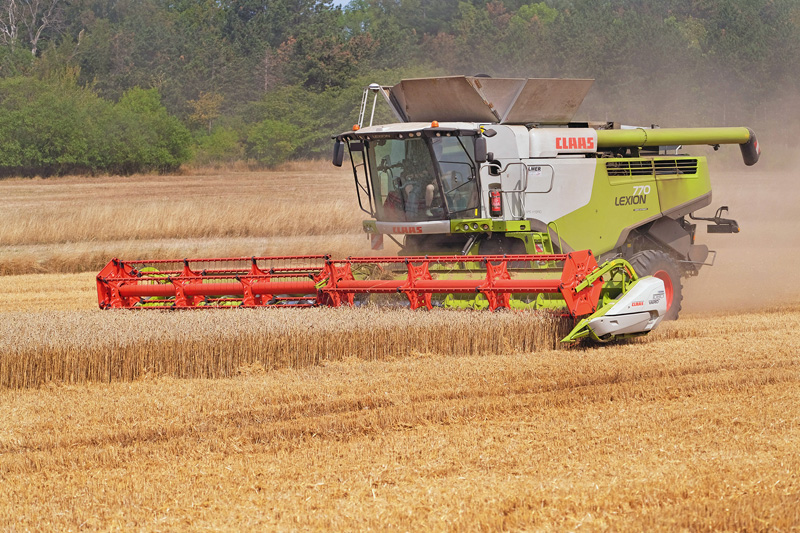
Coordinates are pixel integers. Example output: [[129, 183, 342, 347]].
[[332, 139, 345, 167], [475, 137, 488, 163]]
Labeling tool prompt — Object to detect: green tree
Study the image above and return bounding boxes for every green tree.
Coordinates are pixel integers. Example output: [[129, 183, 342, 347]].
[[0, 77, 191, 176], [193, 126, 246, 166], [112, 87, 192, 172], [247, 119, 301, 166]]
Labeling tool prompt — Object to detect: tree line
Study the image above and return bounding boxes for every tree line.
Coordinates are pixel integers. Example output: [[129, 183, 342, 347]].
[[0, 0, 796, 175]]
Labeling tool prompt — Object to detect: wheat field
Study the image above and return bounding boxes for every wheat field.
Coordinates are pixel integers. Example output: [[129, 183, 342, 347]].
[[1, 306, 798, 530], [1, 163, 799, 530], [0, 308, 571, 389]]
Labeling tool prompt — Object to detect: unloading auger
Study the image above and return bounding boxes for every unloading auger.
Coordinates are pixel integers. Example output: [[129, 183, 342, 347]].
[[96, 251, 667, 343]]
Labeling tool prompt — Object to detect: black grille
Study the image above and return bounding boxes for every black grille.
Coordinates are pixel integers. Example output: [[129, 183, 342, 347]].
[[606, 160, 653, 176], [654, 159, 698, 175], [606, 159, 698, 177]]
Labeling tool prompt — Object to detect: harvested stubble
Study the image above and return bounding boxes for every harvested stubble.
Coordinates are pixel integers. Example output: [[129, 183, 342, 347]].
[[0, 234, 375, 276], [0, 165, 371, 275], [0, 308, 572, 389]]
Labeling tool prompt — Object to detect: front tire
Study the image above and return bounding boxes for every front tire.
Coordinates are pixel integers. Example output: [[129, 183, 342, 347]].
[[628, 250, 683, 320]]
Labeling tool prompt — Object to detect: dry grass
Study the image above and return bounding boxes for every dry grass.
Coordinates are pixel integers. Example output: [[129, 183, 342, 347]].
[[0, 198, 359, 245], [0, 234, 373, 276], [0, 163, 372, 275], [183, 158, 337, 175], [0, 305, 798, 530]]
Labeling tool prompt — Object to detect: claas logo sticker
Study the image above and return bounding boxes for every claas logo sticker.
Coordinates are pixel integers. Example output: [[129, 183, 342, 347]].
[[555, 137, 595, 150], [392, 226, 423, 234]]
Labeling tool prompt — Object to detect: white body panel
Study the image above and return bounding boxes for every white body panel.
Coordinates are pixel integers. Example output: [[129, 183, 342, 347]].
[[586, 277, 667, 337], [483, 125, 530, 160], [481, 126, 598, 224], [521, 158, 597, 223]]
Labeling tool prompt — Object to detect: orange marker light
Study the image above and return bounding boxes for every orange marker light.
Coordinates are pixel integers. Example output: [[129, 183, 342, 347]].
[[431, 121, 439, 128], [352, 124, 360, 131]]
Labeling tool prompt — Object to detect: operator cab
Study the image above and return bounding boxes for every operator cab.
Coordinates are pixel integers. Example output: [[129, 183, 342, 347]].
[[370, 135, 480, 222], [334, 125, 483, 223]]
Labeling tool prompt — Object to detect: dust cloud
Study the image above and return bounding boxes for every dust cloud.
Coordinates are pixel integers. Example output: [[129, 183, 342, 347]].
[[681, 154, 800, 314], [573, 70, 800, 315]]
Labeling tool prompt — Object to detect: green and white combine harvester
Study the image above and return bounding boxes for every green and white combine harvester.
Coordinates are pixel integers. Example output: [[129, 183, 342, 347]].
[[97, 76, 760, 343]]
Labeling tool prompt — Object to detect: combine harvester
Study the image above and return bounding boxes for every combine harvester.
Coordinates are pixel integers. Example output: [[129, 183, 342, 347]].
[[97, 76, 760, 342]]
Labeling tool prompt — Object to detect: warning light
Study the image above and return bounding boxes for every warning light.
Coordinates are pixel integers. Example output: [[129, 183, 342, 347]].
[[431, 121, 439, 128]]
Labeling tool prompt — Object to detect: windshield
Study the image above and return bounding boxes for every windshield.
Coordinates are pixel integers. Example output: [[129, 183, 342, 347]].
[[367, 136, 480, 222]]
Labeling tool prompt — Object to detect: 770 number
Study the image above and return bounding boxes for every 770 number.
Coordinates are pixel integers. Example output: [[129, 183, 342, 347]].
[[633, 185, 651, 196]]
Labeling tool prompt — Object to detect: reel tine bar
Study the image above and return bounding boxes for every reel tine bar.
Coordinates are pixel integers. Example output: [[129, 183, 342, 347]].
[[97, 251, 604, 316]]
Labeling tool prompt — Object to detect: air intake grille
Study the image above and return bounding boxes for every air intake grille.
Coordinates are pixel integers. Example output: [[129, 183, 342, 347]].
[[606, 159, 698, 177], [654, 159, 698, 175]]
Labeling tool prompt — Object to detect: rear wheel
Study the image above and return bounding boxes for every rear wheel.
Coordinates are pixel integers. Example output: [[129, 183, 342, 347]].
[[628, 250, 683, 320]]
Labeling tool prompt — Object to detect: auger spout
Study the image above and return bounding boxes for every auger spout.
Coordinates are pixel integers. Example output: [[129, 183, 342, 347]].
[[596, 126, 760, 165]]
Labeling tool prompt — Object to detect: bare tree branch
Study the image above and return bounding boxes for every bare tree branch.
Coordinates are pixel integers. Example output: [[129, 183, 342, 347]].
[[0, 0, 62, 55], [0, 0, 20, 50]]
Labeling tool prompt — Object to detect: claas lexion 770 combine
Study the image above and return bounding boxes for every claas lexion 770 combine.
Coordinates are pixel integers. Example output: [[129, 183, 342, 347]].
[[97, 76, 760, 342]]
